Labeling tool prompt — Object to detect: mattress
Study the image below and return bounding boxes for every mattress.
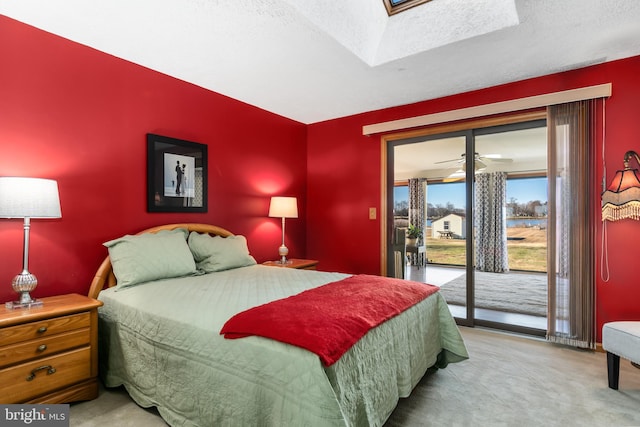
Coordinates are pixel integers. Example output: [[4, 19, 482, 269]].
[[97, 265, 468, 426]]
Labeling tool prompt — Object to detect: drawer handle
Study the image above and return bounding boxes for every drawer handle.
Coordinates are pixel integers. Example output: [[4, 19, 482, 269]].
[[37, 326, 48, 334], [26, 365, 57, 381], [37, 344, 47, 352]]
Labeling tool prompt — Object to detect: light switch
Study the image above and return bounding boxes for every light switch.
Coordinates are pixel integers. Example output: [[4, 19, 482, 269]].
[[369, 207, 377, 220]]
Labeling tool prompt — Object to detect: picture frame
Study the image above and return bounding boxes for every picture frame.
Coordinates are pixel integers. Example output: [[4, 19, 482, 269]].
[[147, 133, 208, 213]]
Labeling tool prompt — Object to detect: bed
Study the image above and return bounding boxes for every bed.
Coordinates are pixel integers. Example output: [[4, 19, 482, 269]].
[[87, 223, 468, 427]]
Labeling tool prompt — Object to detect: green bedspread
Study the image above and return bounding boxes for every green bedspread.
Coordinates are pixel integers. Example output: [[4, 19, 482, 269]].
[[98, 265, 468, 426]]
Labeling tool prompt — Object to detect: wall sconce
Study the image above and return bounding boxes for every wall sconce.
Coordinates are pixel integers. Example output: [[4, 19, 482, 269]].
[[602, 151, 640, 221], [268, 196, 298, 264], [0, 177, 62, 309]]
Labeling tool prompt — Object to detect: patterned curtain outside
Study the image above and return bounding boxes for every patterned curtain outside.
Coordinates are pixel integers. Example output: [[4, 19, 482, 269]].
[[408, 178, 427, 265], [474, 172, 509, 272], [547, 100, 595, 349]]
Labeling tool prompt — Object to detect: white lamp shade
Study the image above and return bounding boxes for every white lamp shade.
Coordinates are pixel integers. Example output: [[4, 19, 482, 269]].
[[0, 177, 62, 218], [268, 196, 298, 218]]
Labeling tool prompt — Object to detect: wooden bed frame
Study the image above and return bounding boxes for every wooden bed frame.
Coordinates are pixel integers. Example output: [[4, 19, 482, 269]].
[[87, 223, 233, 299], [86, 222, 469, 426]]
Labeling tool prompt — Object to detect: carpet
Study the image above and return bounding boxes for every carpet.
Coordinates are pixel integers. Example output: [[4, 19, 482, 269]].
[[438, 271, 548, 317], [71, 328, 640, 427]]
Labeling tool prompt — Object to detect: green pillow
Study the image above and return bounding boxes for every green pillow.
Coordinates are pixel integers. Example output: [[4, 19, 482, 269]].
[[104, 228, 197, 290], [188, 232, 257, 273]]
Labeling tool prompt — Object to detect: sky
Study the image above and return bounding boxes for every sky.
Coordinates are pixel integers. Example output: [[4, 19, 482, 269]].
[[394, 177, 548, 209]]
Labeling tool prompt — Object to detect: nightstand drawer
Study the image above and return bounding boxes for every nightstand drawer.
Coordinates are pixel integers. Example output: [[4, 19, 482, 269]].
[[0, 347, 91, 403], [0, 312, 90, 347], [0, 328, 90, 368]]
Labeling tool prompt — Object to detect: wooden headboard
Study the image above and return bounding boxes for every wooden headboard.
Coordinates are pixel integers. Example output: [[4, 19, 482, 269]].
[[87, 223, 234, 299]]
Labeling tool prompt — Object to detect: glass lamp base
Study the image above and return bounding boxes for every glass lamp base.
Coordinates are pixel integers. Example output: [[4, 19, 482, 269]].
[[5, 299, 43, 310]]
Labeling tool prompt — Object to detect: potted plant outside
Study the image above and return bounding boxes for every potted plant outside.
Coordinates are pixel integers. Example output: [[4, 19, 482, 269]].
[[406, 224, 422, 247]]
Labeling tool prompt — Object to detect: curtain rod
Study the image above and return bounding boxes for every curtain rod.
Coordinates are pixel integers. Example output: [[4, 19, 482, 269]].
[[362, 83, 612, 136]]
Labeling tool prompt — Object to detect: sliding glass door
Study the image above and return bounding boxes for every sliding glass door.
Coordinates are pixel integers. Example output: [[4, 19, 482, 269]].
[[388, 119, 547, 334], [472, 123, 548, 333], [390, 131, 471, 324]]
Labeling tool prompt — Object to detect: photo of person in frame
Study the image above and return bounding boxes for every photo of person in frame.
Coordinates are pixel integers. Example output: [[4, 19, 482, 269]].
[[163, 153, 195, 198]]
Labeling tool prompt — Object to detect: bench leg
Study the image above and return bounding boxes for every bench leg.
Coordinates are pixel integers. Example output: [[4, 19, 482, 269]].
[[607, 351, 620, 390]]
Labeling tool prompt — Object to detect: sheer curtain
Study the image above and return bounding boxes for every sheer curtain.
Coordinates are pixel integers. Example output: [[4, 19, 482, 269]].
[[408, 178, 427, 265], [474, 172, 509, 272], [547, 100, 595, 349]]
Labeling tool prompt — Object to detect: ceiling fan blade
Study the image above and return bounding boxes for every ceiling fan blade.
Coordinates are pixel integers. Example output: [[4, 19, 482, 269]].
[[434, 158, 463, 164], [435, 152, 511, 171], [486, 157, 513, 163], [479, 154, 513, 163]]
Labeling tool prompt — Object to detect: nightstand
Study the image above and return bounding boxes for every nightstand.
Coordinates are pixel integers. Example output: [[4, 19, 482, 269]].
[[263, 259, 319, 270], [0, 293, 103, 404]]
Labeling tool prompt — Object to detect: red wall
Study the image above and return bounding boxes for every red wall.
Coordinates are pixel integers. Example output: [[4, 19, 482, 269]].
[[0, 16, 307, 303], [3, 15, 638, 341], [307, 56, 640, 339]]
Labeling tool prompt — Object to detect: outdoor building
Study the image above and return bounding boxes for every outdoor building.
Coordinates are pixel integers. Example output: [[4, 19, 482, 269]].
[[431, 213, 466, 239]]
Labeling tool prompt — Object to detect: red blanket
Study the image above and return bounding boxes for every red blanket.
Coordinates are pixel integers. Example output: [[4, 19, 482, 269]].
[[220, 274, 439, 366]]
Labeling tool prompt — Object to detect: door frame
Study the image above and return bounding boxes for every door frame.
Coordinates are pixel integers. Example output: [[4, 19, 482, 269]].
[[380, 110, 547, 331]]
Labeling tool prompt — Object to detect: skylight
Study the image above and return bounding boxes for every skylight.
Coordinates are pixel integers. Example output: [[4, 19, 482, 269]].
[[383, 0, 432, 16]]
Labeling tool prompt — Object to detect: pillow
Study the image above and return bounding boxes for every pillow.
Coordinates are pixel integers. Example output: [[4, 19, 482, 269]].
[[104, 228, 197, 290], [188, 232, 257, 273]]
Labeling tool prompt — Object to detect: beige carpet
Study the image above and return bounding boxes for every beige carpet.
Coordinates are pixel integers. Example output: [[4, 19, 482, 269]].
[[385, 328, 640, 427], [439, 271, 547, 317], [69, 327, 640, 427]]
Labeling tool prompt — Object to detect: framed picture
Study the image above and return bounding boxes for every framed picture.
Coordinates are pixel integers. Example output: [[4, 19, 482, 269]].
[[147, 133, 208, 212]]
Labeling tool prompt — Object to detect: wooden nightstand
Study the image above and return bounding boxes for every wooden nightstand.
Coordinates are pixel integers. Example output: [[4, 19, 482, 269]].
[[263, 259, 319, 270], [0, 293, 103, 404]]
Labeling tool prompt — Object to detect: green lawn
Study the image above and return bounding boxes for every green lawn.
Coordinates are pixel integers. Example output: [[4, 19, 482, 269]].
[[425, 239, 547, 272], [425, 240, 467, 266], [506, 246, 547, 272]]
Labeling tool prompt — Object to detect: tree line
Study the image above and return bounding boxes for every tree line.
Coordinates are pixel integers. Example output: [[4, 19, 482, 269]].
[[394, 199, 547, 219]]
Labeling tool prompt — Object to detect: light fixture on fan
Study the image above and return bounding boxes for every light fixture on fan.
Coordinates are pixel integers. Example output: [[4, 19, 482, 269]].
[[602, 150, 640, 221], [442, 155, 488, 182]]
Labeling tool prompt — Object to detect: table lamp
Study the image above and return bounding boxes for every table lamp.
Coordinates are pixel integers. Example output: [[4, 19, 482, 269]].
[[0, 177, 62, 309], [268, 196, 298, 264]]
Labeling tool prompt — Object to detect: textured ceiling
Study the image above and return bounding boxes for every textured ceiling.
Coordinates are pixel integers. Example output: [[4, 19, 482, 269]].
[[1, 0, 640, 124]]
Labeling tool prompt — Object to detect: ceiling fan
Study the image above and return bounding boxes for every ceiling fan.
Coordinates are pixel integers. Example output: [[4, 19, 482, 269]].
[[436, 152, 513, 182]]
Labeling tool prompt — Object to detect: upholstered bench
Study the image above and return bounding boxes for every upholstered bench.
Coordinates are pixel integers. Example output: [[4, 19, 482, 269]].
[[602, 321, 640, 389]]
